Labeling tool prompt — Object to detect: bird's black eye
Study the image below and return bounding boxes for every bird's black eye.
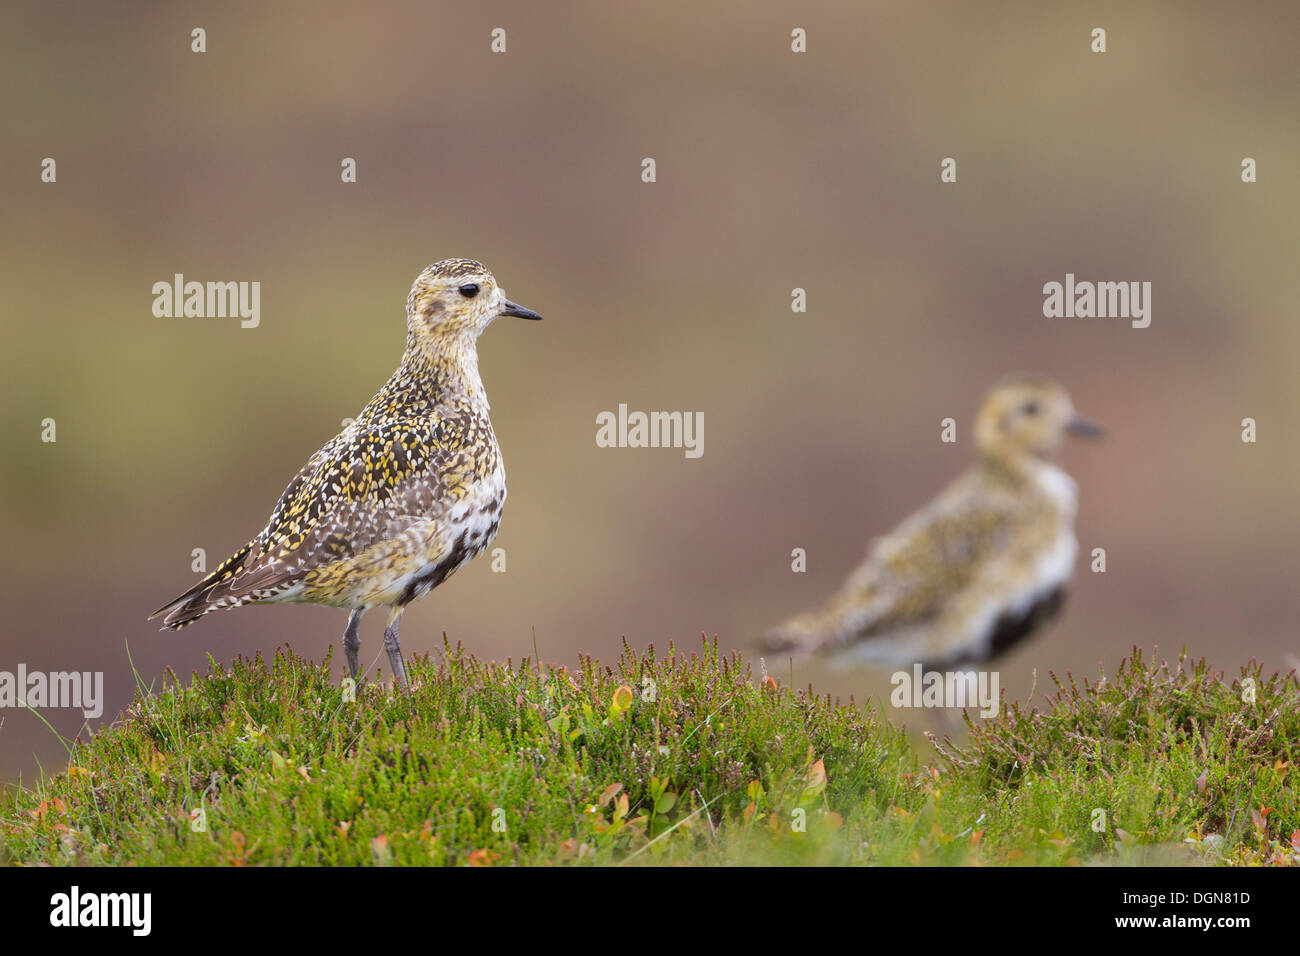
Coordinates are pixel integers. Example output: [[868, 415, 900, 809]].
[[457, 283, 480, 298], [1022, 401, 1039, 416]]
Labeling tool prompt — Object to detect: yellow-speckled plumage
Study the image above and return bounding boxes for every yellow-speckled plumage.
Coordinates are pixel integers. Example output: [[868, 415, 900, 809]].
[[759, 375, 1100, 668], [150, 259, 542, 685]]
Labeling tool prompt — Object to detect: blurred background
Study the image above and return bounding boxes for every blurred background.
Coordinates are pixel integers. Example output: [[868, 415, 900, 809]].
[[3, 2, 1298, 782]]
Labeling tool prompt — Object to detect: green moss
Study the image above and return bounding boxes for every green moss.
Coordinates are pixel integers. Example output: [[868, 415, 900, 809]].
[[2, 641, 1296, 866]]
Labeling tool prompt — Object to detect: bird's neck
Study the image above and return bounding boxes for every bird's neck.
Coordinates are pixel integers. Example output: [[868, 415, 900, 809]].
[[372, 330, 490, 418], [975, 447, 1037, 486], [977, 449, 1075, 510], [410, 331, 488, 405]]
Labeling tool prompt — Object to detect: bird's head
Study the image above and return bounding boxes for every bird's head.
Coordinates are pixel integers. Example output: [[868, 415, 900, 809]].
[[404, 258, 541, 350], [974, 374, 1101, 463]]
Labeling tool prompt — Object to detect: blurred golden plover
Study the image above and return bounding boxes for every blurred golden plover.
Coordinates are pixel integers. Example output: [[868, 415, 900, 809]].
[[150, 258, 542, 687], [760, 375, 1100, 669]]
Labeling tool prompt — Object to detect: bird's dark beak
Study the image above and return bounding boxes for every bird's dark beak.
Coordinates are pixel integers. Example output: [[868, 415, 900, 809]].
[[499, 299, 543, 320], [1066, 415, 1104, 438]]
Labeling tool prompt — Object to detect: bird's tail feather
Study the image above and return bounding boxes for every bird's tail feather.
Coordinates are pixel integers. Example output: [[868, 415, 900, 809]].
[[148, 540, 257, 630], [755, 611, 827, 659]]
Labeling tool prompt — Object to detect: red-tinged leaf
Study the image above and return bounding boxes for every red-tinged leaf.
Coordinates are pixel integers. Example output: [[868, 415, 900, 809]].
[[226, 831, 249, 867], [807, 759, 827, 789], [598, 782, 623, 808], [1250, 809, 1267, 836], [800, 759, 828, 803]]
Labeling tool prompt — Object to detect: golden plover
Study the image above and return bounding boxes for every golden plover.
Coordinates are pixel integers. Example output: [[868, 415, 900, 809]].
[[150, 258, 541, 687], [759, 374, 1100, 669]]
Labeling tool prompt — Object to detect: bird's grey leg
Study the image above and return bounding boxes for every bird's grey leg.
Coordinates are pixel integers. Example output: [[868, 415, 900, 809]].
[[342, 609, 364, 681], [383, 606, 409, 689]]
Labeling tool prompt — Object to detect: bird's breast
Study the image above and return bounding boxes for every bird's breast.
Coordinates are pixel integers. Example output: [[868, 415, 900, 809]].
[[1028, 461, 1078, 519]]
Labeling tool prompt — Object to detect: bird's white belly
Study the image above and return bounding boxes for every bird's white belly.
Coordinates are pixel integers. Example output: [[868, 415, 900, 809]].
[[830, 526, 1078, 670], [393, 475, 506, 604], [962, 526, 1077, 659]]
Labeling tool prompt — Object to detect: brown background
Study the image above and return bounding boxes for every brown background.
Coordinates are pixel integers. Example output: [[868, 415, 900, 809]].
[[3, 2, 1298, 782]]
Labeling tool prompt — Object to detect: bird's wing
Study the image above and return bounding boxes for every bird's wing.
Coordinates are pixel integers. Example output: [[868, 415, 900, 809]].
[[149, 447, 332, 626], [761, 476, 1022, 655], [153, 418, 461, 626], [237, 417, 464, 586]]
